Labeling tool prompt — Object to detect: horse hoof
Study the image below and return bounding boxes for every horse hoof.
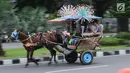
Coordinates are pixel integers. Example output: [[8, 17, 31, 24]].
[[48, 62, 52, 65], [25, 64, 29, 68], [36, 62, 39, 66], [54, 60, 58, 64]]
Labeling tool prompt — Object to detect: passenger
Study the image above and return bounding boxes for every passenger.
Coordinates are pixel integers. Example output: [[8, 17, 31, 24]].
[[87, 19, 103, 35]]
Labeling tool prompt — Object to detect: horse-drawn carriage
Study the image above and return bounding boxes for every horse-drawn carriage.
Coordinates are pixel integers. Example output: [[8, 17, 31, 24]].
[[47, 4, 103, 65], [10, 4, 103, 67]]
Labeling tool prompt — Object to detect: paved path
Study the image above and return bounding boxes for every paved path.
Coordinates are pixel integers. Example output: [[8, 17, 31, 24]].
[[0, 55, 130, 73]]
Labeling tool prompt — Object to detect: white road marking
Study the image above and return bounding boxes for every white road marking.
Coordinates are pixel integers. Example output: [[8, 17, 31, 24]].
[[45, 65, 109, 73]]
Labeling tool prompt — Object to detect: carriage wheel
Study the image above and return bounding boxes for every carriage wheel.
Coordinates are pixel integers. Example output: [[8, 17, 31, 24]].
[[80, 51, 93, 65], [65, 51, 78, 64]]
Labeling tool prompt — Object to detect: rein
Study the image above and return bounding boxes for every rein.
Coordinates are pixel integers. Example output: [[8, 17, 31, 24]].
[[20, 32, 63, 45], [43, 37, 63, 45], [42, 33, 63, 45]]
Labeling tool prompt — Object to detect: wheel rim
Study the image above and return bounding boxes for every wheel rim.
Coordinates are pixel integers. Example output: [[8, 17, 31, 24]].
[[83, 53, 92, 63]]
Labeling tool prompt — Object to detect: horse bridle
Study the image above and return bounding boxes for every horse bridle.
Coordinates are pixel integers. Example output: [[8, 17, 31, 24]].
[[17, 31, 33, 43]]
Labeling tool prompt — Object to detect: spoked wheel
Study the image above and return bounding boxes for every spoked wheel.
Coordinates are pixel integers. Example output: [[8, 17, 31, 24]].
[[65, 51, 78, 64], [80, 51, 93, 65]]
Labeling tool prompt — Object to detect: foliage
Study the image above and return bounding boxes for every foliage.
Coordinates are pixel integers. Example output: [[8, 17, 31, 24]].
[[104, 0, 130, 17], [100, 37, 129, 46], [0, 0, 48, 33], [117, 32, 130, 40], [48, 11, 58, 19], [13, 7, 48, 33], [0, 0, 16, 33], [12, 0, 117, 17], [103, 0, 130, 32]]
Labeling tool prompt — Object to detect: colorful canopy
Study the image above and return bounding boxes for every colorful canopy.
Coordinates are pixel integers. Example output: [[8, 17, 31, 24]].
[[60, 15, 80, 20], [58, 4, 102, 22]]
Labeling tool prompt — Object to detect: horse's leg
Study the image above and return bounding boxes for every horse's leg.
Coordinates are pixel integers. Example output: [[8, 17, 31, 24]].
[[30, 50, 39, 66], [48, 49, 54, 65], [25, 51, 30, 68], [53, 50, 58, 64]]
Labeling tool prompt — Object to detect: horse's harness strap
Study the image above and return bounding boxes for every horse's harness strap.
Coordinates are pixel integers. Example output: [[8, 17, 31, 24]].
[[29, 34, 33, 43], [21, 37, 30, 42], [21, 35, 33, 44]]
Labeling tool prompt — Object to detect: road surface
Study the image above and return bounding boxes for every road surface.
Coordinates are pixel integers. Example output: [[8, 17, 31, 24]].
[[2, 42, 23, 49], [0, 55, 130, 73]]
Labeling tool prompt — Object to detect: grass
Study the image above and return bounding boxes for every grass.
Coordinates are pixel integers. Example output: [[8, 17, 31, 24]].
[[0, 45, 130, 59], [0, 48, 50, 59]]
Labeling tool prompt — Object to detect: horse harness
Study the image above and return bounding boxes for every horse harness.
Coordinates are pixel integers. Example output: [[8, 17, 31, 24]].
[[43, 32, 63, 45], [21, 33, 41, 47]]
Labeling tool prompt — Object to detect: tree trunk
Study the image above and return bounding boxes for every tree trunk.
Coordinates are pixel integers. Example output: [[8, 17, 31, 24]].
[[117, 16, 129, 32], [0, 39, 5, 56]]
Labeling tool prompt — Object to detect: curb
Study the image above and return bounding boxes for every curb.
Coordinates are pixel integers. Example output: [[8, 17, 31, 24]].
[[0, 55, 64, 66], [0, 49, 130, 66]]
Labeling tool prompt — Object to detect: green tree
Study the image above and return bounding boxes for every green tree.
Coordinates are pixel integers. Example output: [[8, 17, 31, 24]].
[[13, 7, 47, 33], [0, 0, 12, 56], [12, 0, 117, 16], [104, 0, 130, 32]]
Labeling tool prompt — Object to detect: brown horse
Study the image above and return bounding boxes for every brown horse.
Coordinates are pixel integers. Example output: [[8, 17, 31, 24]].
[[43, 30, 64, 65], [10, 30, 64, 67], [10, 30, 45, 67]]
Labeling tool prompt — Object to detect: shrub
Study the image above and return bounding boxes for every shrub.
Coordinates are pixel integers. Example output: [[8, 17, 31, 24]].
[[117, 32, 130, 40], [99, 37, 129, 46]]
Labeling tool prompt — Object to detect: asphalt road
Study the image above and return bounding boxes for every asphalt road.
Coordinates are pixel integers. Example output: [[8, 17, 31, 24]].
[[0, 55, 130, 73], [2, 42, 23, 49]]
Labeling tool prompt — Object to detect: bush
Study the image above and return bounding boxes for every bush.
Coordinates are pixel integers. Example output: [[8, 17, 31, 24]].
[[99, 37, 129, 46], [117, 32, 130, 40]]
